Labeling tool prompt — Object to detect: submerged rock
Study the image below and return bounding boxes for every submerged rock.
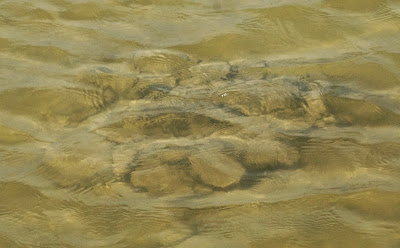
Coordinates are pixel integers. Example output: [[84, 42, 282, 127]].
[[323, 0, 386, 12], [175, 235, 244, 248], [42, 132, 113, 188], [14, 44, 75, 65], [300, 138, 368, 175], [76, 72, 173, 100], [130, 148, 195, 196], [212, 91, 267, 116], [323, 94, 400, 127], [98, 112, 241, 142], [229, 59, 269, 81], [130, 50, 194, 75], [366, 142, 400, 168], [0, 125, 35, 144], [130, 165, 194, 196], [0, 87, 114, 127], [60, 3, 118, 20], [179, 61, 232, 85], [211, 80, 308, 118], [129, 143, 247, 195], [76, 72, 137, 99], [120, 208, 194, 248], [237, 141, 300, 171], [189, 152, 245, 188], [297, 81, 331, 125]]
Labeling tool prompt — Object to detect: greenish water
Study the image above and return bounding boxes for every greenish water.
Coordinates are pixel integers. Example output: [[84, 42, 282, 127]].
[[0, 0, 400, 247]]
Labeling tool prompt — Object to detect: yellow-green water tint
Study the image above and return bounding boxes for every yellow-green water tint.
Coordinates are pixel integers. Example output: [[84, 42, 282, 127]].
[[0, 0, 400, 247]]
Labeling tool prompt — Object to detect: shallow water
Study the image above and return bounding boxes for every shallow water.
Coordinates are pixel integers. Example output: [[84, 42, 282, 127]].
[[1, 0, 400, 247]]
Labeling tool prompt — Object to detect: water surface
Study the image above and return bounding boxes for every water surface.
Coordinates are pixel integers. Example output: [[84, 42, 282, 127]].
[[1, 0, 400, 247]]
